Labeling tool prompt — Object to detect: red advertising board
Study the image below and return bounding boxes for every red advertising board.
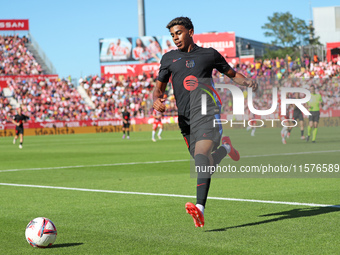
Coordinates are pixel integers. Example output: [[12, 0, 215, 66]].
[[193, 32, 236, 58], [0, 19, 29, 30], [101, 63, 160, 78]]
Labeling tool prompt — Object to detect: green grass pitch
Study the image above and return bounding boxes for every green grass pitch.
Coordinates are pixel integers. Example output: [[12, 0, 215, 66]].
[[0, 126, 339, 254]]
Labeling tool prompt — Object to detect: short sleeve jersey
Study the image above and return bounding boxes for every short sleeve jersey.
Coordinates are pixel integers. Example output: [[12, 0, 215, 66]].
[[157, 45, 231, 118], [13, 114, 28, 128], [122, 111, 130, 122], [308, 93, 322, 111]]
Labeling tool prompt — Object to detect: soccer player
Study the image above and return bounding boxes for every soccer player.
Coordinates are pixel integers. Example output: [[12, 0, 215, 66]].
[[280, 106, 290, 144], [152, 109, 163, 142], [153, 17, 258, 227], [121, 106, 131, 139], [246, 113, 256, 136], [12, 107, 29, 149], [287, 93, 305, 140], [306, 85, 323, 143]]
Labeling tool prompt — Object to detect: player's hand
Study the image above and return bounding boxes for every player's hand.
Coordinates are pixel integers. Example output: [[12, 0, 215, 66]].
[[153, 98, 166, 112], [245, 79, 258, 92]]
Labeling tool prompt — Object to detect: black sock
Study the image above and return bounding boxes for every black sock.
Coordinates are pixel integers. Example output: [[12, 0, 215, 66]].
[[123, 130, 125, 135], [20, 142, 22, 145], [195, 154, 211, 207], [211, 146, 227, 166], [127, 131, 130, 136], [301, 130, 304, 136]]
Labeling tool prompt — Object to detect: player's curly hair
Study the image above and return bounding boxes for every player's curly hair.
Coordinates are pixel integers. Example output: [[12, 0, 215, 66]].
[[166, 17, 194, 31]]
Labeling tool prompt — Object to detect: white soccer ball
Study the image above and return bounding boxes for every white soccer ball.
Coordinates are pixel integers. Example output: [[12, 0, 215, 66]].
[[25, 217, 57, 248]]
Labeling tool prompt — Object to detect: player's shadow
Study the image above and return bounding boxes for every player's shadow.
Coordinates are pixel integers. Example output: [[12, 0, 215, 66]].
[[50, 242, 84, 248], [206, 205, 340, 232]]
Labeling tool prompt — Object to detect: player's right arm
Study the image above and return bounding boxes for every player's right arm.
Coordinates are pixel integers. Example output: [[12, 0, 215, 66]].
[[154, 53, 172, 112], [213, 49, 257, 92], [153, 81, 167, 112]]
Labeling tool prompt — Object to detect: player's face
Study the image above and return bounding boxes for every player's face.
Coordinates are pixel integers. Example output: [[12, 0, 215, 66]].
[[310, 86, 315, 94], [169, 25, 193, 52]]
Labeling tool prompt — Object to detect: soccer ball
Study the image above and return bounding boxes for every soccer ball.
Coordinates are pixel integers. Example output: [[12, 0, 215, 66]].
[[25, 217, 57, 248]]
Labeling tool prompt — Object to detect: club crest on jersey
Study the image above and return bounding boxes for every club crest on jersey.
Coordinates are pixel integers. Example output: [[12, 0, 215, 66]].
[[186, 60, 195, 68]]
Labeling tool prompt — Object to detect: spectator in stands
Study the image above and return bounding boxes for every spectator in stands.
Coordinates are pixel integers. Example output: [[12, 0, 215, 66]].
[[0, 35, 43, 75]]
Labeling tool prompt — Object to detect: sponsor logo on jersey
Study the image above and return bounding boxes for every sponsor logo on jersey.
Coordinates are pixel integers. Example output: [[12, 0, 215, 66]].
[[183, 75, 198, 91]]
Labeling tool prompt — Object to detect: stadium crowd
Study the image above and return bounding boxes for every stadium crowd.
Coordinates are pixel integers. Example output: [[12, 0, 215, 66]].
[[0, 35, 43, 75], [0, 35, 339, 123], [79, 73, 177, 119], [4, 77, 90, 122], [214, 55, 340, 114]]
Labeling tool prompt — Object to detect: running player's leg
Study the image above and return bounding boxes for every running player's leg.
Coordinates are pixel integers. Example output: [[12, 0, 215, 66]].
[[152, 123, 157, 142], [311, 112, 319, 142], [187, 135, 240, 227], [194, 139, 214, 208], [307, 112, 315, 142], [281, 126, 288, 144], [299, 119, 305, 139], [19, 133, 23, 149], [312, 123, 318, 142], [157, 123, 163, 139], [287, 127, 292, 138], [122, 127, 126, 139], [13, 132, 18, 144], [251, 127, 256, 136], [186, 139, 214, 227]]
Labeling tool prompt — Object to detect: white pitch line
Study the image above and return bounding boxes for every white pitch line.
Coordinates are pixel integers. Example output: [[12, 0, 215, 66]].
[[0, 159, 188, 173], [241, 150, 340, 158], [0, 182, 339, 208], [0, 149, 339, 173]]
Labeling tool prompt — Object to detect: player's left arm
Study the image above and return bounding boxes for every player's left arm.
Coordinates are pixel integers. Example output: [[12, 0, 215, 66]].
[[11, 116, 19, 126], [11, 119, 19, 126], [224, 69, 258, 92]]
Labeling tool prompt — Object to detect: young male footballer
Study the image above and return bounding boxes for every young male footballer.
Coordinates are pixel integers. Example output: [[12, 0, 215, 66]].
[[153, 17, 258, 227]]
